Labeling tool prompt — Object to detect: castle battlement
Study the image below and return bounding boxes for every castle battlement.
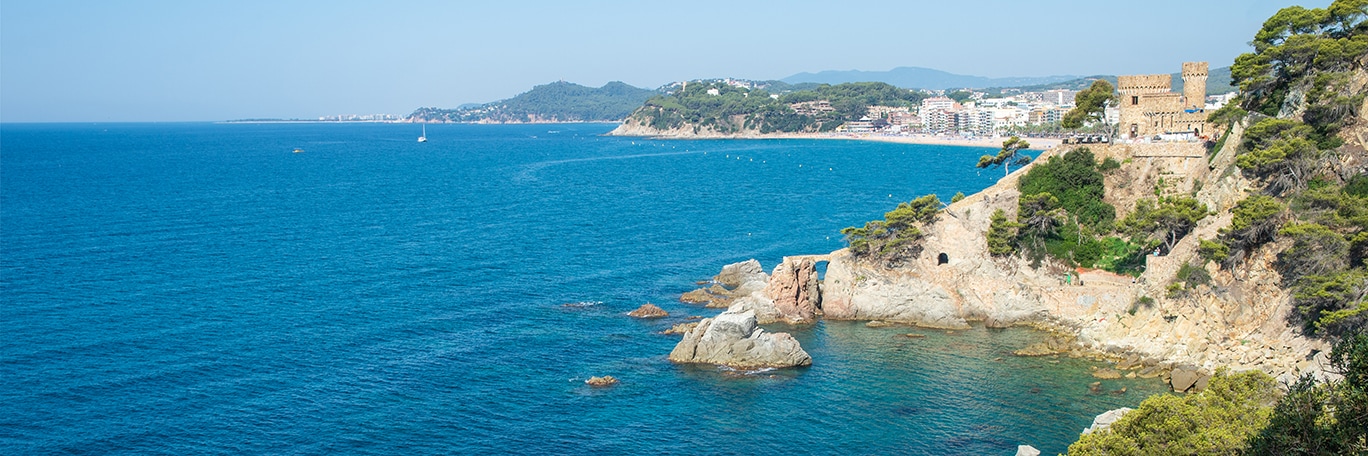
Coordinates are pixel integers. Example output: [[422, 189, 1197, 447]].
[[1119, 62, 1211, 140]]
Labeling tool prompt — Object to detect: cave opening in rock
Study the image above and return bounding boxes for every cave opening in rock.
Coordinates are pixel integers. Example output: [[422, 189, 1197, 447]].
[[937, 253, 948, 265]]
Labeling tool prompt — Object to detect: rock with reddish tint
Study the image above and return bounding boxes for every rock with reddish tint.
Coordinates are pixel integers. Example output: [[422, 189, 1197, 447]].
[[627, 303, 668, 318], [661, 322, 699, 335], [764, 258, 821, 323]]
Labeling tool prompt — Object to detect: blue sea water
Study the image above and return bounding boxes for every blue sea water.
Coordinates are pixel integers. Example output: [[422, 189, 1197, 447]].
[[1, 123, 1166, 455]]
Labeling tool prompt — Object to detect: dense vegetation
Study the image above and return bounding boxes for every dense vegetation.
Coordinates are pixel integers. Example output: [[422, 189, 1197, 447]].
[[1061, 80, 1117, 136], [1067, 334, 1368, 455], [410, 81, 658, 123], [840, 194, 943, 266], [625, 81, 925, 134]]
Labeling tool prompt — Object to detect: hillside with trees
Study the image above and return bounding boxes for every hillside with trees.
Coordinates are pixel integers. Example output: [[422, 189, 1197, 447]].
[[409, 81, 658, 123], [617, 81, 926, 135]]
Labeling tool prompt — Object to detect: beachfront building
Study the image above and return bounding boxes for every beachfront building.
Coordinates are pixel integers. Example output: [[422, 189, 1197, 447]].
[[790, 100, 835, 116], [920, 96, 958, 113]]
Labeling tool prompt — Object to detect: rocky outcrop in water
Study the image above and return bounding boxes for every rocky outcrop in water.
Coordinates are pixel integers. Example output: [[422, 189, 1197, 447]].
[[627, 303, 668, 318], [680, 260, 771, 309], [585, 376, 619, 387], [764, 258, 822, 323], [668, 306, 812, 369]]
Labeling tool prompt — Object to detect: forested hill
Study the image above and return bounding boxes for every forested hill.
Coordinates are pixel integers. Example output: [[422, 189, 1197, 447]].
[[409, 81, 658, 123]]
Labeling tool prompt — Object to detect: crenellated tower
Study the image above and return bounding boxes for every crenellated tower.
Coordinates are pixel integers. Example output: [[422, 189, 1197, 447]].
[[1181, 62, 1208, 110]]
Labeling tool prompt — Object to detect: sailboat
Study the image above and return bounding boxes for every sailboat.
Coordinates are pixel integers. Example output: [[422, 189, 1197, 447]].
[[418, 123, 428, 143]]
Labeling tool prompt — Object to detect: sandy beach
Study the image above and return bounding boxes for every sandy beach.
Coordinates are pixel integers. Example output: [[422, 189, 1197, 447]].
[[767, 132, 1063, 150]]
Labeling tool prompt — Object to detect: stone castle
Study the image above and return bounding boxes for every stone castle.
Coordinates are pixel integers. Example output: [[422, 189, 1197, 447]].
[[1118, 62, 1211, 139]]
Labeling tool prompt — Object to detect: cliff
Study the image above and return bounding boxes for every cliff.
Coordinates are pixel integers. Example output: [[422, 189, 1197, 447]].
[[812, 135, 1332, 382], [672, 128, 1341, 383]]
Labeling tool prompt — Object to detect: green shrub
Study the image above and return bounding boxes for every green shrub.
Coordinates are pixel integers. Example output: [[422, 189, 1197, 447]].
[[1100, 156, 1121, 172], [1249, 333, 1368, 455], [841, 194, 943, 264], [986, 208, 1019, 257]]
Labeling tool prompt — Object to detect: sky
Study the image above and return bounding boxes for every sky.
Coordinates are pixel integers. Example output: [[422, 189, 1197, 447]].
[[0, 0, 1334, 122]]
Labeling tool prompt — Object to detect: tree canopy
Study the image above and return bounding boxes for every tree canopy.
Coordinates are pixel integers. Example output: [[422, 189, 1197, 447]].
[[1061, 79, 1117, 134], [976, 136, 1032, 177]]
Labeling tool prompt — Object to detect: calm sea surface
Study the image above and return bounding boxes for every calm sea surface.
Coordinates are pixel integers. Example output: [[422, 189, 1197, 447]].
[[1, 123, 1166, 455]]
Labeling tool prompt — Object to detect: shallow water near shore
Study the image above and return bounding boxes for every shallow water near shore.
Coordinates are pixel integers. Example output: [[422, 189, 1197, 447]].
[[1, 122, 1166, 454]]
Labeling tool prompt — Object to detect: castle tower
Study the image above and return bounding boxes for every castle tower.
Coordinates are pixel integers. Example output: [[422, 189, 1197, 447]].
[[1181, 62, 1208, 110]]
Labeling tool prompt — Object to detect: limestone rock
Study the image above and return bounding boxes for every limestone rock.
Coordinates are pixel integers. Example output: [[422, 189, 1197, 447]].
[[1082, 407, 1133, 435], [715, 259, 768, 289], [681, 260, 773, 309], [627, 303, 668, 318], [585, 376, 618, 387], [1016, 445, 1041, 456], [1169, 364, 1208, 392], [764, 258, 822, 323], [729, 295, 782, 324], [668, 306, 812, 369]]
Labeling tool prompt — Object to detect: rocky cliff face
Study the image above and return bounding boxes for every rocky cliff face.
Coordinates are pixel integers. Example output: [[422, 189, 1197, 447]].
[[606, 117, 764, 138], [811, 137, 1334, 384]]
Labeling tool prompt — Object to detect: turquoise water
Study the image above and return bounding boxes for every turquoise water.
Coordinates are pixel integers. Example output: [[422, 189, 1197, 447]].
[[1, 122, 1166, 454]]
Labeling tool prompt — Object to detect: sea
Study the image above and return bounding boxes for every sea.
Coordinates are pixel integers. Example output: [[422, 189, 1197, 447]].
[[0, 122, 1168, 455]]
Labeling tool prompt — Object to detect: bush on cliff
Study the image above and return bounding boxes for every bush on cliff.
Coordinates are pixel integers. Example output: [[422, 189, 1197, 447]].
[[841, 194, 942, 265], [986, 209, 1019, 257], [1118, 196, 1210, 255], [1066, 370, 1279, 455]]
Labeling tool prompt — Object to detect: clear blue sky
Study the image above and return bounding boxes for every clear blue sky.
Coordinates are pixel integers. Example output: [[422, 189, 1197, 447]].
[[0, 0, 1331, 122]]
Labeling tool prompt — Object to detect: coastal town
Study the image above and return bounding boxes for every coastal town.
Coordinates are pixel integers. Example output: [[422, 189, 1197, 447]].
[[708, 65, 1238, 142]]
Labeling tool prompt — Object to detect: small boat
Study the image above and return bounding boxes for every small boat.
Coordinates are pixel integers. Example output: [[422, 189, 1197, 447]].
[[418, 124, 428, 143], [292, 148, 304, 153]]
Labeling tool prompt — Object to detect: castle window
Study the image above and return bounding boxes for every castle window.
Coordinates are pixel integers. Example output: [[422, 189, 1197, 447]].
[[1131, 96, 1139, 105]]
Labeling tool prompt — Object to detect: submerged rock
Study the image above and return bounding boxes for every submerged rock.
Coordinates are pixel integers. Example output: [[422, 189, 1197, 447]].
[[627, 303, 668, 318], [668, 306, 811, 369], [1091, 368, 1122, 379]]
